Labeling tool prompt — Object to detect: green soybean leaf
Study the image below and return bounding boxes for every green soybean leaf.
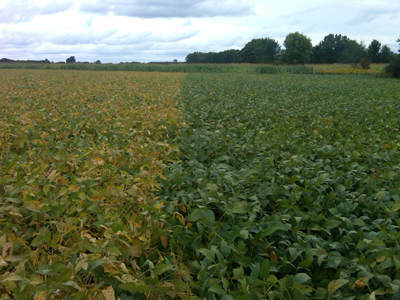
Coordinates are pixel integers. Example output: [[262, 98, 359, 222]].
[[294, 273, 311, 284], [154, 264, 174, 275], [228, 201, 247, 214], [259, 259, 270, 279], [198, 248, 215, 261]]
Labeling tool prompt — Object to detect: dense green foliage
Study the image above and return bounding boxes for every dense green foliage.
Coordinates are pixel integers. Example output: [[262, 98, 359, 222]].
[[385, 55, 400, 78], [311, 34, 367, 64], [0, 58, 51, 64], [379, 45, 396, 64], [185, 50, 240, 64], [283, 32, 313, 64], [239, 38, 280, 64], [185, 33, 396, 65], [159, 73, 400, 299], [368, 40, 382, 63], [66, 56, 76, 64]]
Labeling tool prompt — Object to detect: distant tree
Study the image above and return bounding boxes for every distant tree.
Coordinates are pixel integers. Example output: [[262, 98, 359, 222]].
[[397, 37, 400, 53], [384, 37, 400, 77], [185, 49, 239, 64], [310, 34, 370, 64], [0, 58, 51, 64], [0, 58, 14, 62], [318, 34, 335, 63], [311, 34, 351, 63], [309, 44, 324, 63], [239, 38, 280, 64], [185, 52, 202, 63], [385, 56, 400, 77], [66, 56, 76, 63], [173, 59, 178, 63], [95, 60, 101, 64], [367, 39, 382, 63], [207, 52, 219, 63], [379, 45, 395, 63], [283, 32, 312, 64], [339, 40, 366, 64], [218, 49, 240, 63]]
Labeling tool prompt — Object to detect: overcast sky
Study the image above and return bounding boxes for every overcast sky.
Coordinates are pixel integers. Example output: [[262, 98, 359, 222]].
[[1, 0, 399, 63]]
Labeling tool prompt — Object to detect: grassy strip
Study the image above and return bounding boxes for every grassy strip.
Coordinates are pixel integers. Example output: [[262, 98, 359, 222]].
[[158, 73, 400, 299], [316, 68, 384, 76], [0, 63, 313, 75], [311, 63, 388, 72]]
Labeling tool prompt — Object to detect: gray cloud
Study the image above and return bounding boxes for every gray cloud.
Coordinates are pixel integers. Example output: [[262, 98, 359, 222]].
[[0, 27, 198, 48], [346, 6, 399, 26], [79, 0, 255, 18], [0, 0, 73, 24], [0, 29, 116, 47]]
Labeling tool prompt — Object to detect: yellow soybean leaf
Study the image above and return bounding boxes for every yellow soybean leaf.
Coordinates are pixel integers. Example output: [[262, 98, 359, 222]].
[[2, 242, 13, 257], [160, 234, 168, 248], [328, 279, 349, 294], [1, 274, 23, 282], [93, 157, 105, 166], [102, 286, 115, 300], [34, 291, 47, 300], [178, 203, 187, 212], [68, 185, 79, 193], [175, 212, 185, 226], [129, 244, 142, 257], [9, 211, 22, 218], [59, 187, 68, 196], [352, 278, 366, 290], [376, 255, 386, 263], [30, 250, 39, 268], [0, 256, 7, 267], [103, 264, 115, 273]]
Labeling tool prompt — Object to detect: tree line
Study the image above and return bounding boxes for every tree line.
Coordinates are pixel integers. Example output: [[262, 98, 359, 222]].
[[185, 32, 398, 64], [0, 58, 51, 64], [0, 57, 102, 64]]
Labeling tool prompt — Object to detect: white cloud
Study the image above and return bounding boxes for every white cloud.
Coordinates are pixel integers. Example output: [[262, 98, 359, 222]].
[[0, 0, 73, 24]]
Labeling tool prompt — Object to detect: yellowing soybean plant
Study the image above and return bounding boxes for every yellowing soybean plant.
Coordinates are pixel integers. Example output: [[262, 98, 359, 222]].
[[0, 70, 187, 299]]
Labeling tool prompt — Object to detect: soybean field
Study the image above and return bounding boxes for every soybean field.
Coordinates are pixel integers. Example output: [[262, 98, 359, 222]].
[[1, 70, 400, 300]]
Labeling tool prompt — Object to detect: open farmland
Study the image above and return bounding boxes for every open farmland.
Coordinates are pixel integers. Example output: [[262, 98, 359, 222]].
[[1, 70, 400, 300]]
